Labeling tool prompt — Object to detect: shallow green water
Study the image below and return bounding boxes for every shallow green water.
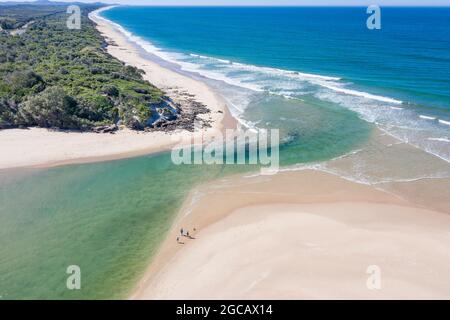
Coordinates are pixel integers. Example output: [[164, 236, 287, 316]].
[[0, 98, 370, 299]]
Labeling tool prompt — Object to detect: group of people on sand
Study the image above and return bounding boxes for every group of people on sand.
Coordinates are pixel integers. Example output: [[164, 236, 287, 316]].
[[177, 227, 196, 244]]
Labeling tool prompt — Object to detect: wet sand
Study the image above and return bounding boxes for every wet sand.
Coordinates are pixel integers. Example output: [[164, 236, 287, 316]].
[[132, 169, 450, 299]]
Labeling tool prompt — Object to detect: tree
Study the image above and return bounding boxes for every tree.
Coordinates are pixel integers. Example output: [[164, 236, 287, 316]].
[[101, 85, 119, 97], [0, 6, 164, 131], [19, 87, 80, 129], [6, 70, 43, 92]]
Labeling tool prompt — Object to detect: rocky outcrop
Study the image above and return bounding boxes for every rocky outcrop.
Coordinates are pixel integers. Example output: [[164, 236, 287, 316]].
[[92, 124, 118, 134], [146, 91, 212, 133]]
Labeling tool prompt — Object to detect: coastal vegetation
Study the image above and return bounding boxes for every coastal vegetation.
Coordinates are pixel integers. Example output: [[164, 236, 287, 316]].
[[0, 3, 166, 131], [0, 3, 66, 29]]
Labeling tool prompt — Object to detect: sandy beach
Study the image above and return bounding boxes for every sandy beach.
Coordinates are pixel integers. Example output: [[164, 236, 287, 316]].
[[132, 169, 450, 300], [129, 118, 450, 299], [0, 7, 235, 170]]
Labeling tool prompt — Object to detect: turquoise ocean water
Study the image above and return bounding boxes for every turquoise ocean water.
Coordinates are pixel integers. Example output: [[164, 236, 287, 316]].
[[103, 6, 450, 162], [1, 6, 449, 299]]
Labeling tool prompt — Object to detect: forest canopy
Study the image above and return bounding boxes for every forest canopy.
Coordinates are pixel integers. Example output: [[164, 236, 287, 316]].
[[0, 4, 165, 131]]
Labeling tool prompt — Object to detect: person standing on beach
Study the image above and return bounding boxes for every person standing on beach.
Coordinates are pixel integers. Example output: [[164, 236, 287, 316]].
[[180, 228, 184, 236]]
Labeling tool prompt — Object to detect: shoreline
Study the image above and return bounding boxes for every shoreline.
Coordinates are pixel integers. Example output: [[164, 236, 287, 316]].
[[2, 6, 448, 300], [45, 7, 450, 299], [132, 169, 450, 300], [0, 7, 236, 170]]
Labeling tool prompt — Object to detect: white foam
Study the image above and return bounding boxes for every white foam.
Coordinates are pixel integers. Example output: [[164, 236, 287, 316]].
[[185, 53, 406, 109], [176, 62, 265, 92], [428, 137, 450, 142], [189, 54, 341, 82], [420, 115, 436, 120], [93, 7, 450, 165], [317, 83, 403, 104], [95, 7, 406, 110], [90, 5, 118, 18]]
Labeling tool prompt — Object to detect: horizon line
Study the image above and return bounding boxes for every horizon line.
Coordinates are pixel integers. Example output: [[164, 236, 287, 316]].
[[103, 4, 450, 7], [1, 1, 450, 7]]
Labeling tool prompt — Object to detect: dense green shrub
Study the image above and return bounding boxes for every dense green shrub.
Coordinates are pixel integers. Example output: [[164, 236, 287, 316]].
[[0, 18, 17, 30], [18, 86, 83, 129], [101, 85, 119, 97], [5, 70, 44, 93]]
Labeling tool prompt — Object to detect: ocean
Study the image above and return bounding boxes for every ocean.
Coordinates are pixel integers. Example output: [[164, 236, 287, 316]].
[[0, 6, 449, 299], [103, 6, 450, 162]]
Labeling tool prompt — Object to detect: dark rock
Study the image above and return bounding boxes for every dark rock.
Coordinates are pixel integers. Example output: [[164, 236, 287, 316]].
[[145, 94, 212, 133], [92, 124, 118, 134], [134, 88, 149, 94]]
